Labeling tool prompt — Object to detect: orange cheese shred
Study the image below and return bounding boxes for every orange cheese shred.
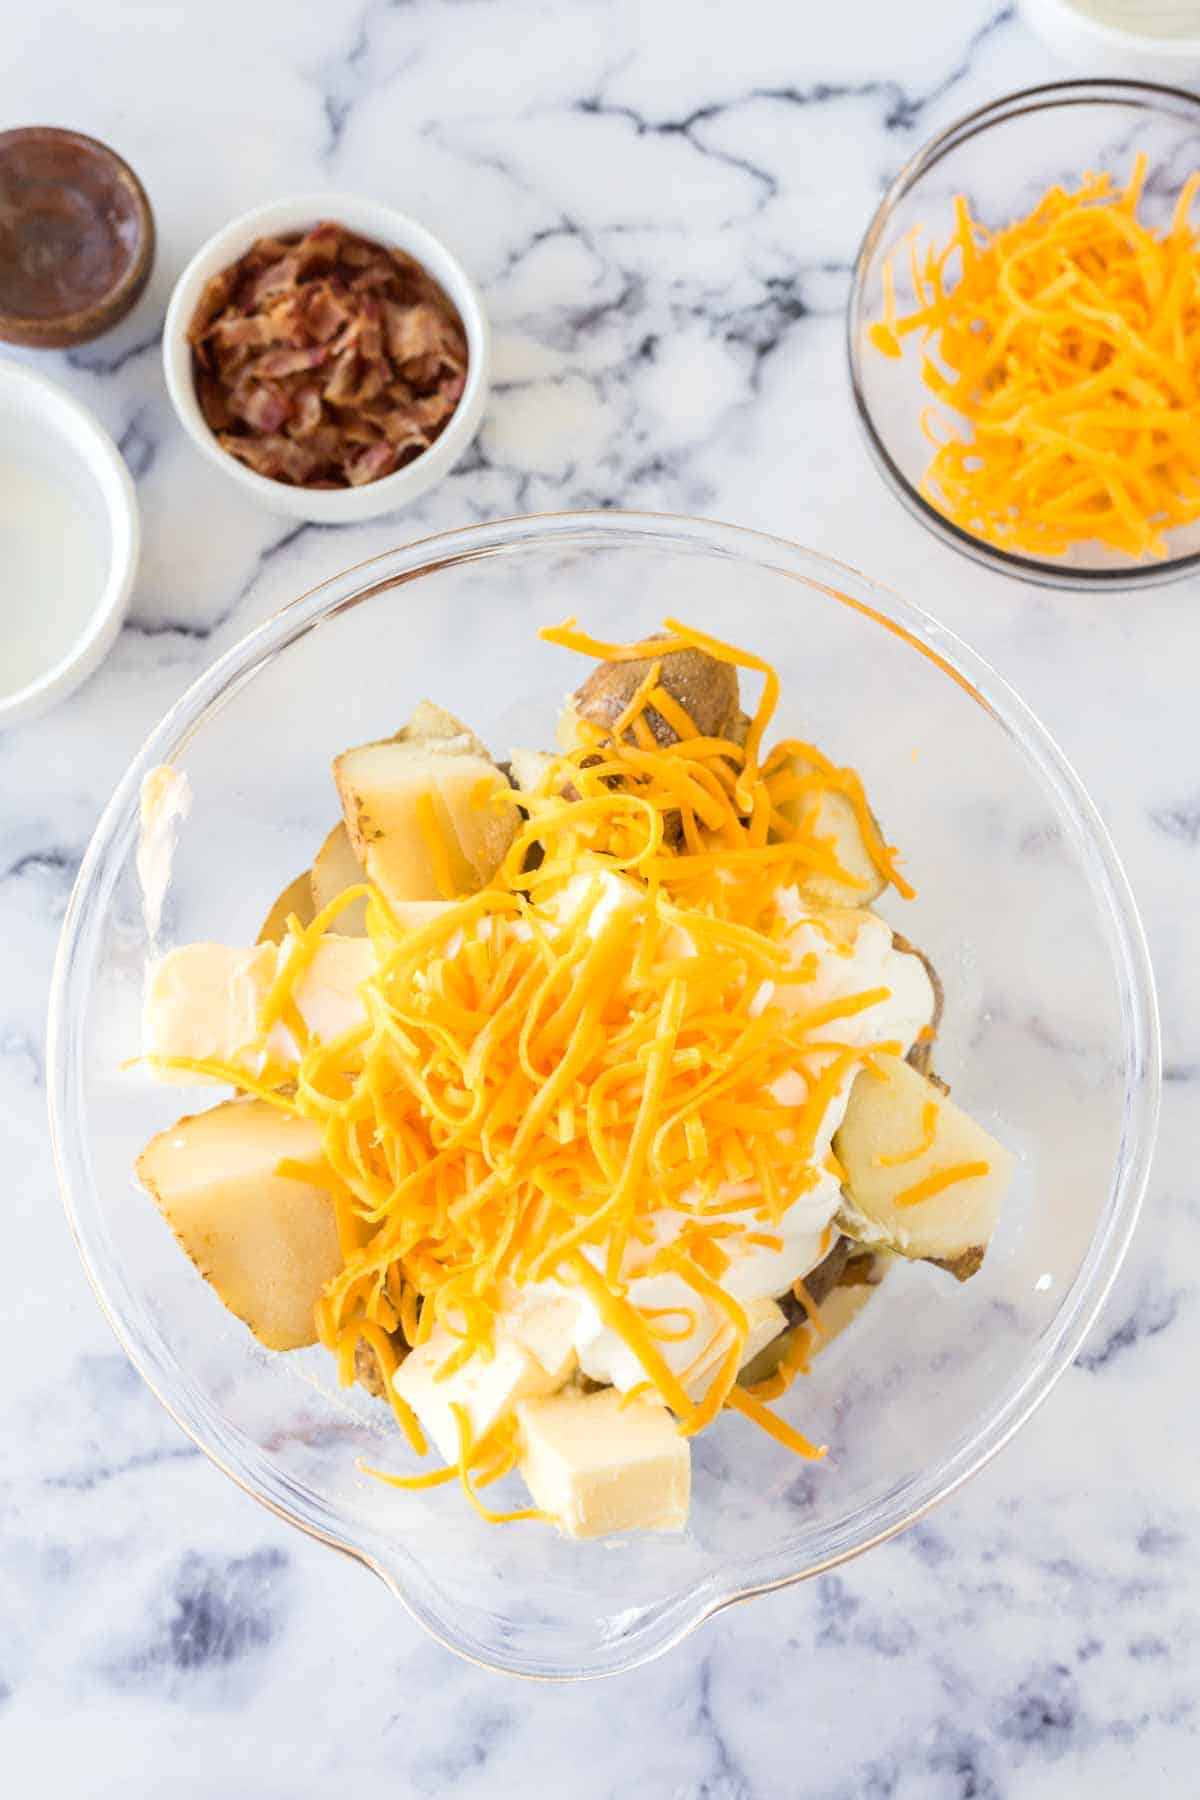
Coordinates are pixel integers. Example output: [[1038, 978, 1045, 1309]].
[[415, 790, 462, 900], [893, 1159, 990, 1209], [790, 1276, 825, 1338], [727, 1384, 826, 1460], [450, 1407, 547, 1525], [876, 1099, 940, 1167], [745, 1320, 813, 1402]]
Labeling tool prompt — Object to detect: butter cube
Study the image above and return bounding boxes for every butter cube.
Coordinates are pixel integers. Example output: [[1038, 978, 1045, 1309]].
[[145, 935, 377, 1080], [393, 1328, 560, 1464], [516, 1387, 691, 1537], [499, 1286, 580, 1386], [144, 943, 277, 1079]]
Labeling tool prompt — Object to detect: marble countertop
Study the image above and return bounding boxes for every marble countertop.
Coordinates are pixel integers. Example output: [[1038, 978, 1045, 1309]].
[[3, 2, 1197, 1793]]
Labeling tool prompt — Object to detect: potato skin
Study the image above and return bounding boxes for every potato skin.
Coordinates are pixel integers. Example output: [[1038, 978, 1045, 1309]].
[[135, 1100, 340, 1352], [572, 646, 740, 746], [891, 932, 944, 1075], [739, 1237, 889, 1384], [354, 1336, 400, 1399], [310, 822, 368, 935], [833, 1052, 1011, 1277], [256, 871, 316, 945]]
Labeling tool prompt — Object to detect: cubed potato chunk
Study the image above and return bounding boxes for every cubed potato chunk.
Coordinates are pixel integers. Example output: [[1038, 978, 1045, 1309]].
[[333, 740, 517, 908], [516, 1387, 691, 1537], [310, 703, 493, 934], [834, 1053, 1014, 1280], [396, 700, 488, 757], [776, 780, 887, 908], [136, 1100, 340, 1350]]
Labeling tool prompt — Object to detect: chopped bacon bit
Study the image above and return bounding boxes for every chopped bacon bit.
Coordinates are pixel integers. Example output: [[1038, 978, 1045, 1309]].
[[195, 371, 232, 431], [337, 411, 383, 447], [247, 345, 330, 381], [205, 315, 269, 355], [290, 384, 325, 438], [190, 269, 236, 342], [187, 221, 469, 489], [218, 432, 319, 485], [347, 441, 397, 486], [324, 345, 361, 406], [234, 383, 291, 434], [376, 407, 430, 448], [384, 299, 461, 369], [304, 283, 352, 343], [293, 223, 339, 276]]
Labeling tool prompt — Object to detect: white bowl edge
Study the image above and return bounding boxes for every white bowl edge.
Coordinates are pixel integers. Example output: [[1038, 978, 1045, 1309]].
[[0, 361, 139, 727]]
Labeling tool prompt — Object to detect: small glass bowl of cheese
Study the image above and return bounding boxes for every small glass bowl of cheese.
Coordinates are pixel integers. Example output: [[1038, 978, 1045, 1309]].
[[49, 513, 1158, 1678], [849, 79, 1200, 590]]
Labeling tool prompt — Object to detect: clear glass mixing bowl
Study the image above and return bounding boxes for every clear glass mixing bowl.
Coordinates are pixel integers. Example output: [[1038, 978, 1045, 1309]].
[[48, 513, 1159, 1678]]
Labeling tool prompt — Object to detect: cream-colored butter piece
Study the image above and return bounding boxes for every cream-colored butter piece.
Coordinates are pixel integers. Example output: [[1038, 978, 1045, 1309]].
[[144, 942, 278, 1080], [144, 935, 377, 1080], [516, 1387, 691, 1538], [392, 1327, 562, 1465]]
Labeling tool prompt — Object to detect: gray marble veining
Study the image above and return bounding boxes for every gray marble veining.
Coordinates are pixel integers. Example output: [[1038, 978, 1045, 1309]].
[[2, 1, 1196, 1793]]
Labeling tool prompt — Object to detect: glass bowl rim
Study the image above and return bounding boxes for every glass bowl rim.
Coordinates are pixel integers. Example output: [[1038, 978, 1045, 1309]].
[[846, 78, 1200, 592], [47, 509, 1161, 1677]]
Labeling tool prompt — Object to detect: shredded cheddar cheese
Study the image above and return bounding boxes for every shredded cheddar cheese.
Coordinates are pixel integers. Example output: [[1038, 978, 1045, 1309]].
[[871, 154, 1200, 560], [727, 1383, 826, 1460], [790, 1275, 825, 1338], [161, 619, 926, 1507], [745, 1321, 814, 1404]]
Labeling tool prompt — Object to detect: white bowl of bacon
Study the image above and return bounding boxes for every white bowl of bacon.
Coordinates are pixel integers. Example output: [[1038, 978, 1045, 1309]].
[[163, 194, 490, 524]]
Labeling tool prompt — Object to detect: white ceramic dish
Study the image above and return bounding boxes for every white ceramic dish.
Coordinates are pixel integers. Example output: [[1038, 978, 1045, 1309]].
[[162, 194, 491, 525], [1023, 0, 1200, 80], [0, 360, 139, 727]]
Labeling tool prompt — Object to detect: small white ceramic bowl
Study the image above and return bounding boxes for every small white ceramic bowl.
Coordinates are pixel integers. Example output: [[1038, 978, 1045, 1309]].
[[0, 360, 139, 727], [162, 194, 491, 525], [1023, 0, 1200, 81]]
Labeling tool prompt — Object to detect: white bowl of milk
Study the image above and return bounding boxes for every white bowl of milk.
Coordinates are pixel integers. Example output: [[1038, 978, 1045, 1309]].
[[1023, 0, 1200, 77], [0, 361, 138, 726]]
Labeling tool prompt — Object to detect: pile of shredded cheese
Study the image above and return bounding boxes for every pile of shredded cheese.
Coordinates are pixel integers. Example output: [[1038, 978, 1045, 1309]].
[[164, 620, 917, 1496], [870, 153, 1200, 559]]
